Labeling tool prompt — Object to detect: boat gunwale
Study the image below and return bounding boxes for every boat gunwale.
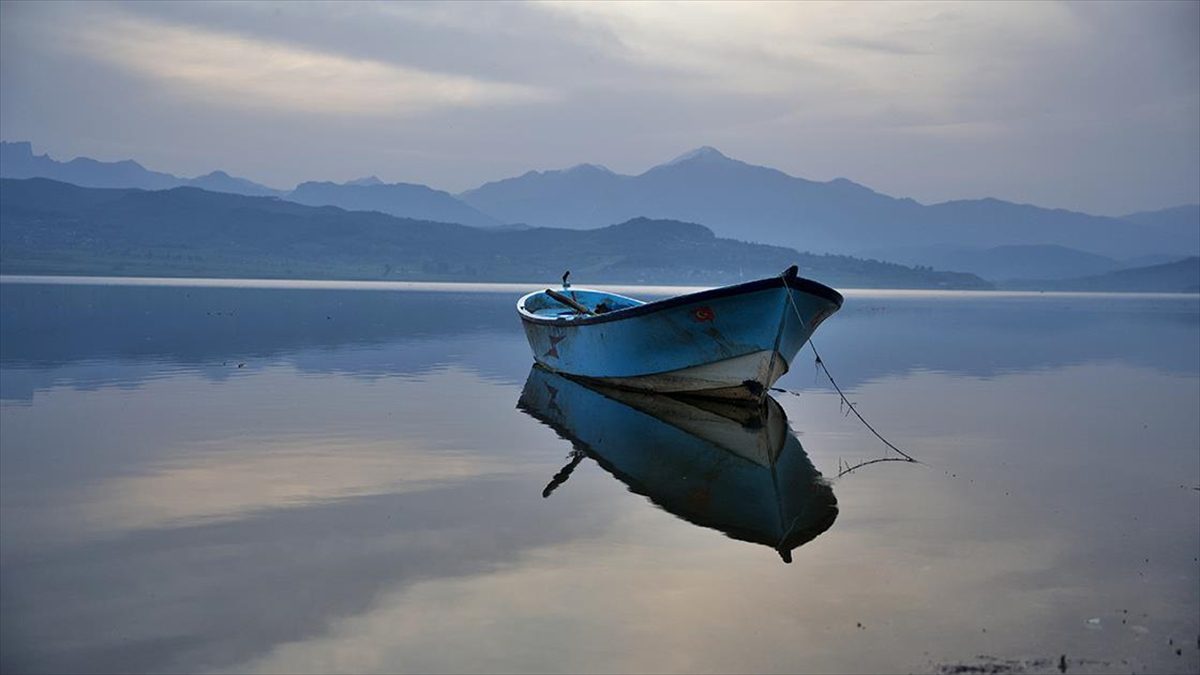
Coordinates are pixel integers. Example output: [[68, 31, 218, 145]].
[[517, 274, 844, 327]]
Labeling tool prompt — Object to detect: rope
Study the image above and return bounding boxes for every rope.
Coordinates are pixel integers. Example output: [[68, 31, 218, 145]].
[[778, 275, 917, 464]]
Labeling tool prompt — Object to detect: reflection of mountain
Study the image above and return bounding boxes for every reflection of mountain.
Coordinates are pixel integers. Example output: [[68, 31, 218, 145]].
[[0, 282, 513, 368], [518, 367, 837, 562], [0, 282, 529, 401], [1, 282, 1196, 401], [799, 295, 1200, 389]]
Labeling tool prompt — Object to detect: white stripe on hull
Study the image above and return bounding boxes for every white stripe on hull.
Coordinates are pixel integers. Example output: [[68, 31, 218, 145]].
[[581, 350, 788, 400]]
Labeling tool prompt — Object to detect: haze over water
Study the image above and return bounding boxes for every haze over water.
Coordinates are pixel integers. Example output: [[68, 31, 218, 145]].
[[1, 278, 1197, 674]]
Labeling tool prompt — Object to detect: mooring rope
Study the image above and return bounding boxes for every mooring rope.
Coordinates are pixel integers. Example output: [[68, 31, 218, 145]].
[[777, 277, 918, 464]]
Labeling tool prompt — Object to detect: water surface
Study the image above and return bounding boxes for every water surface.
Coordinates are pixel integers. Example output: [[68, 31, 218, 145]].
[[1, 278, 1197, 674]]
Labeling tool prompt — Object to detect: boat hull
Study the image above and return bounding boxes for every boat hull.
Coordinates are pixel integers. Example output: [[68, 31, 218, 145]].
[[592, 349, 785, 401], [518, 274, 842, 400]]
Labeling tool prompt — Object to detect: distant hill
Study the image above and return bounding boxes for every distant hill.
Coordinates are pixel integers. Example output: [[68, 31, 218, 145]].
[[864, 244, 1124, 281], [1120, 204, 1200, 251], [1, 141, 181, 190], [0, 141, 283, 197], [461, 162, 628, 227], [461, 146, 1196, 259], [1004, 257, 1200, 293], [0, 141, 504, 227], [286, 180, 498, 228], [0, 178, 990, 289], [1120, 253, 1190, 268], [186, 170, 282, 198], [6, 140, 1195, 263]]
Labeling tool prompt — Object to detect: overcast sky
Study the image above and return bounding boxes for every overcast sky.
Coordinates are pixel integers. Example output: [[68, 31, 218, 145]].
[[1, 1, 1196, 215]]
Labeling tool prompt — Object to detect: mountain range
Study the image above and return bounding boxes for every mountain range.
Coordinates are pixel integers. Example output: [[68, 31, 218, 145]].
[[0, 142, 495, 228], [1003, 256, 1199, 293], [287, 180, 497, 228], [460, 146, 1199, 260], [0, 178, 993, 289], [0, 141, 283, 196], [860, 244, 1177, 281], [2, 140, 1197, 276]]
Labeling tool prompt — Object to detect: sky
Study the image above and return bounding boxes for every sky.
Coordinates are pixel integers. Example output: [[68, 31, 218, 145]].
[[0, 0, 1197, 215]]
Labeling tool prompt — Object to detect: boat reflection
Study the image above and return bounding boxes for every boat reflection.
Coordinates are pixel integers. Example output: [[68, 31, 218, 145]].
[[518, 366, 838, 563]]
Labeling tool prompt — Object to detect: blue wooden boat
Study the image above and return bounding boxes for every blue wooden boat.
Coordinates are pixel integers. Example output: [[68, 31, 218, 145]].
[[517, 266, 843, 401], [518, 366, 838, 562]]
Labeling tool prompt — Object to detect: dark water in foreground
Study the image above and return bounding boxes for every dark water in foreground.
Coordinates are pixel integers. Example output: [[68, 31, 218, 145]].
[[1, 278, 1197, 675]]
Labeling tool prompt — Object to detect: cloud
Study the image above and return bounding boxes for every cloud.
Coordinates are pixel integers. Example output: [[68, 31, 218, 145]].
[[1, 1, 1194, 212], [535, 2, 1074, 116], [74, 12, 553, 116]]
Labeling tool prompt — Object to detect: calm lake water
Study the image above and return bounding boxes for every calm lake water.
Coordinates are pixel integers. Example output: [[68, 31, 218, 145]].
[[1, 278, 1197, 675]]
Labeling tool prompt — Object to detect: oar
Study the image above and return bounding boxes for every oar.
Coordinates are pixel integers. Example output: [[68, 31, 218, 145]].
[[545, 288, 595, 315], [542, 451, 586, 498]]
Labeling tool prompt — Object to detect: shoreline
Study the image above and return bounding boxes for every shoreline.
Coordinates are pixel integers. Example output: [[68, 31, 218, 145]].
[[2, 273, 1197, 300]]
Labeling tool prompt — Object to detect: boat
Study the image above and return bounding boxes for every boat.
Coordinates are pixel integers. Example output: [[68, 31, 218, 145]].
[[516, 266, 843, 401], [517, 366, 838, 562]]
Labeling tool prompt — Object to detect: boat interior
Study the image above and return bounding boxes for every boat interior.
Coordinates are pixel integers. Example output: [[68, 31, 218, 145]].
[[520, 288, 644, 320]]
